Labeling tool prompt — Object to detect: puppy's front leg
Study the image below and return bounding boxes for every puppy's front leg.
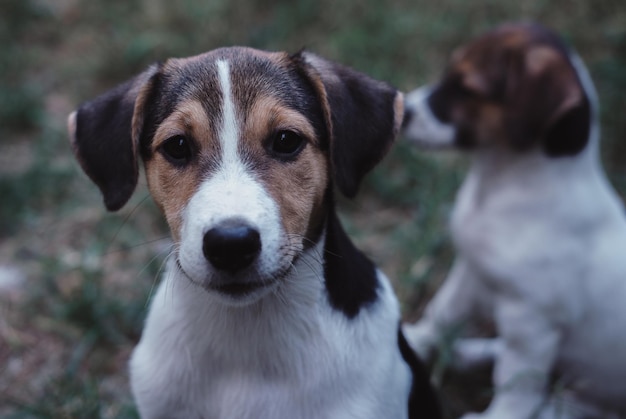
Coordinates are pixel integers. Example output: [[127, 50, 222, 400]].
[[403, 258, 484, 361], [463, 297, 561, 419]]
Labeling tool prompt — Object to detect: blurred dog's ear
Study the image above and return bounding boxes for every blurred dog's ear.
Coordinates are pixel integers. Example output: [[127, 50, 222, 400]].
[[506, 46, 590, 157], [67, 65, 159, 211], [295, 52, 403, 197]]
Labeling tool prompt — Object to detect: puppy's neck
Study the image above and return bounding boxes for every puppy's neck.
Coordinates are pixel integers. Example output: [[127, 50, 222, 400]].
[[161, 234, 326, 373], [469, 133, 599, 180], [158, 203, 381, 377]]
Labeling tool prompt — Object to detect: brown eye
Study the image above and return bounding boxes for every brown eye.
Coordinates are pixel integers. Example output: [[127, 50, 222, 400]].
[[269, 130, 305, 159], [160, 135, 192, 166]]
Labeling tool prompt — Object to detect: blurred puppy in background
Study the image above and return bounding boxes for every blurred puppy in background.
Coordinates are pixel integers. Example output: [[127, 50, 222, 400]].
[[402, 22, 626, 419]]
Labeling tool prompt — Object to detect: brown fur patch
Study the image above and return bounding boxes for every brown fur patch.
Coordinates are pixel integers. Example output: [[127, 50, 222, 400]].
[[440, 23, 585, 150], [145, 100, 218, 241], [240, 94, 329, 245]]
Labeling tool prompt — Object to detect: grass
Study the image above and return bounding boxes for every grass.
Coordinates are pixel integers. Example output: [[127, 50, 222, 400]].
[[0, 0, 624, 417]]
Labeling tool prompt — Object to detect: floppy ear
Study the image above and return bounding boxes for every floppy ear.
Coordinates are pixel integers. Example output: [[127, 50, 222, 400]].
[[506, 46, 590, 157], [67, 65, 159, 211], [296, 52, 403, 197]]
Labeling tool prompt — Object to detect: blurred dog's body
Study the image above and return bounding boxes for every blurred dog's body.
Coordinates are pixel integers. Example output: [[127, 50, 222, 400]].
[[402, 23, 626, 419]]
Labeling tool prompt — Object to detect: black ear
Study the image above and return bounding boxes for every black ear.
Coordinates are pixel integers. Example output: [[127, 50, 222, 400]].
[[296, 52, 403, 197], [67, 65, 159, 211], [505, 45, 590, 157], [542, 100, 590, 157]]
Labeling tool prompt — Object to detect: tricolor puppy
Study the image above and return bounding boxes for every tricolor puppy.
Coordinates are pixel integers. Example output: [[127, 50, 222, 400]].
[[68, 47, 441, 419], [402, 23, 626, 419]]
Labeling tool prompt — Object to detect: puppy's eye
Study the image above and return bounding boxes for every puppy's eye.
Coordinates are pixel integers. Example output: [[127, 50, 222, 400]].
[[160, 135, 192, 165], [270, 130, 305, 159]]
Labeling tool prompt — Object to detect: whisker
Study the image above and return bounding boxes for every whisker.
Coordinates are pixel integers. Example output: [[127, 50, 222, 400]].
[[107, 194, 152, 248], [103, 236, 172, 256], [271, 277, 290, 307], [284, 232, 338, 260], [145, 245, 177, 307], [297, 257, 325, 284], [277, 240, 326, 286], [136, 243, 173, 280]]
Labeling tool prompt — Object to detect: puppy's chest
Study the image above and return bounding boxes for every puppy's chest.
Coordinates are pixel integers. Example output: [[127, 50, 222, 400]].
[[173, 321, 394, 419], [450, 182, 501, 258], [198, 371, 330, 419], [450, 179, 541, 273]]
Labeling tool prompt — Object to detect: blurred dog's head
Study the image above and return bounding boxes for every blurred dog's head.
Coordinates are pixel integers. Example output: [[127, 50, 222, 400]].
[[403, 22, 593, 157], [68, 47, 402, 305]]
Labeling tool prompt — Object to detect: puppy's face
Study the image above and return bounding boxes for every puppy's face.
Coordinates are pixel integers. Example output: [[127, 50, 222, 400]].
[[403, 23, 591, 157], [144, 51, 330, 304], [69, 47, 402, 305]]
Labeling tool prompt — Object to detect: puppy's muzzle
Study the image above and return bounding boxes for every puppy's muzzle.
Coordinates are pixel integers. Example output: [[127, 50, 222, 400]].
[[402, 86, 455, 147], [202, 219, 262, 273]]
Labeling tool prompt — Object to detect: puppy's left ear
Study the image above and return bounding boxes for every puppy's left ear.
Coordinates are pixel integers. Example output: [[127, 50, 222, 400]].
[[67, 65, 159, 211], [296, 52, 403, 197], [509, 46, 591, 157]]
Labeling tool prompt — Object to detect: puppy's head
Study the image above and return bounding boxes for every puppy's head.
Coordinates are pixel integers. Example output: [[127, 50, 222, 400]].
[[68, 47, 402, 305], [403, 22, 593, 157]]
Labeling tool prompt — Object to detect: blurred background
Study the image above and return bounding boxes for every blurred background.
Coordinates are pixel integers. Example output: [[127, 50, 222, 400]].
[[0, 0, 624, 417]]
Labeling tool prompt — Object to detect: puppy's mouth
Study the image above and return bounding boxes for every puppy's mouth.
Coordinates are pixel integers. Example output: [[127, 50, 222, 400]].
[[175, 259, 288, 299], [207, 281, 272, 297]]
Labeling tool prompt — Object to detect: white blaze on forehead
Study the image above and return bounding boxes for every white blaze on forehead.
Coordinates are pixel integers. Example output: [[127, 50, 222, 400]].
[[177, 59, 286, 286], [216, 60, 240, 166]]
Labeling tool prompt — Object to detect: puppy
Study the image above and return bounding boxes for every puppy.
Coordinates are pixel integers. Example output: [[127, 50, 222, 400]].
[[68, 47, 441, 419], [402, 23, 626, 419]]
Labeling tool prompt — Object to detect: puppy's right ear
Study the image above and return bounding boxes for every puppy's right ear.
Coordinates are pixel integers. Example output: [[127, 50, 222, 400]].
[[505, 45, 590, 156], [67, 65, 159, 211], [294, 52, 403, 198]]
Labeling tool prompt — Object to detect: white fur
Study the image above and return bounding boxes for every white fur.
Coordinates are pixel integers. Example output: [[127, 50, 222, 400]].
[[131, 252, 411, 419], [403, 86, 455, 148], [216, 60, 238, 164], [130, 59, 412, 418], [403, 54, 626, 418]]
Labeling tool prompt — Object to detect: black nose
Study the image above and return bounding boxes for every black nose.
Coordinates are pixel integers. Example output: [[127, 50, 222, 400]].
[[202, 221, 262, 273]]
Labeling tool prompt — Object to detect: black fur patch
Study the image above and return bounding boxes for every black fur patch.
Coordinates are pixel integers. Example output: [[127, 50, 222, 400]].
[[398, 328, 443, 419], [427, 80, 456, 124], [323, 205, 379, 319], [73, 79, 140, 211], [292, 52, 399, 198], [324, 67, 398, 198], [542, 99, 591, 157]]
